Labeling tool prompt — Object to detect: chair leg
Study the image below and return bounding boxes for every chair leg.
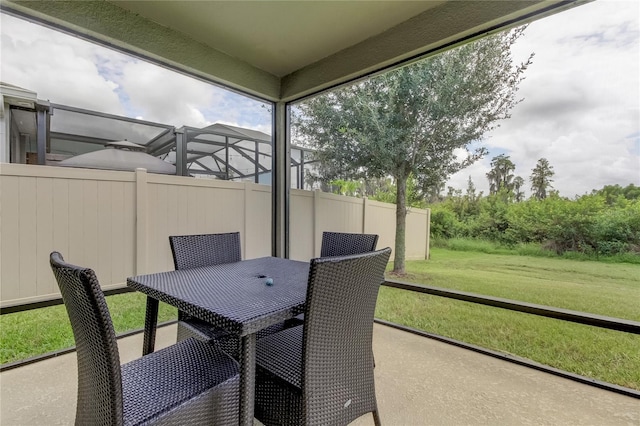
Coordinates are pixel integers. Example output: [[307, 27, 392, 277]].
[[373, 410, 382, 426]]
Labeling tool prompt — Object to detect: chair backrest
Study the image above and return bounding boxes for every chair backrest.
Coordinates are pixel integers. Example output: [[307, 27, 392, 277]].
[[49, 252, 123, 426], [169, 232, 241, 270], [302, 247, 391, 425], [320, 231, 379, 257]]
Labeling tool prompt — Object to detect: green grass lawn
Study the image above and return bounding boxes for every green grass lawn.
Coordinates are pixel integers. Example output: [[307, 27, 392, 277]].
[[377, 248, 640, 390], [0, 293, 177, 364], [1, 249, 638, 391]]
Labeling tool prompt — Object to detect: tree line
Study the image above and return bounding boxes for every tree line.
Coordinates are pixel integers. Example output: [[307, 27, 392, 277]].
[[326, 166, 639, 259], [481, 155, 554, 202], [431, 182, 640, 257]]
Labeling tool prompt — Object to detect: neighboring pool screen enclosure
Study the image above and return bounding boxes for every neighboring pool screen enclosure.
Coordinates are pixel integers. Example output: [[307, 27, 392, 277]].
[[3, 95, 315, 188]]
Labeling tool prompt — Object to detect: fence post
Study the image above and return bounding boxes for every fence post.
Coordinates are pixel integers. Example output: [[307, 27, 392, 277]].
[[425, 208, 431, 260], [243, 182, 251, 259], [363, 196, 368, 234], [313, 189, 320, 257], [135, 168, 148, 274]]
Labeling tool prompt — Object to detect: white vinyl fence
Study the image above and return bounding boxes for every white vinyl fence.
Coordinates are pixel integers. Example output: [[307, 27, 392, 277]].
[[0, 164, 429, 308]]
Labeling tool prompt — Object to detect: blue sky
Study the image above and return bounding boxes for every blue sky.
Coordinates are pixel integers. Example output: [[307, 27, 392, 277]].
[[1, 0, 638, 197]]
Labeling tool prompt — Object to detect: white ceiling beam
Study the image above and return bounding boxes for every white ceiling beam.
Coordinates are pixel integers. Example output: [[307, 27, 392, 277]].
[[281, 1, 582, 101]]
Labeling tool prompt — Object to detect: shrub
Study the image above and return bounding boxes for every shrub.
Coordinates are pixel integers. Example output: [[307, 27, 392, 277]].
[[430, 207, 462, 239], [429, 189, 640, 258]]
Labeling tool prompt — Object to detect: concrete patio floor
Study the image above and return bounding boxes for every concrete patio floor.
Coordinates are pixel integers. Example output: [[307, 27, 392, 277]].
[[1, 323, 638, 425]]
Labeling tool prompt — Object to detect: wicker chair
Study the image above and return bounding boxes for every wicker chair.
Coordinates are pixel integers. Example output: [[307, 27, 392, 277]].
[[49, 252, 239, 426], [254, 247, 391, 426], [169, 232, 285, 357], [287, 231, 379, 328], [169, 232, 242, 271], [320, 231, 379, 257], [169, 232, 242, 346]]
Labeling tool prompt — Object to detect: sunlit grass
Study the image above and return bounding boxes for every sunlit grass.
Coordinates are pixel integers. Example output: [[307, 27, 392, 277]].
[[378, 248, 640, 390], [433, 237, 640, 264], [2, 249, 639, 391], [0, 293, 177, 364]]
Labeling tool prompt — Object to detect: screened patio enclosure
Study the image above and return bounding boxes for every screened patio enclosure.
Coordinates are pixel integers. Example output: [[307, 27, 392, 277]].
[[2, 97, 314, 187], [1, 0, 586, 256], [3, 0, 638, 409]]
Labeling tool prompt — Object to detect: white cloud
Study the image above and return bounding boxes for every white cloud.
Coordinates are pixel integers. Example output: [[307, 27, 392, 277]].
[[448, 0, 640, 197], [0, 16, 124, 115], [115, 59, 221, 127], [0, 13, 270, 134]]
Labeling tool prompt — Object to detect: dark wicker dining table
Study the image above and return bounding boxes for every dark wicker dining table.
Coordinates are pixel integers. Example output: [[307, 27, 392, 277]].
[[127, 256, 310, 426]]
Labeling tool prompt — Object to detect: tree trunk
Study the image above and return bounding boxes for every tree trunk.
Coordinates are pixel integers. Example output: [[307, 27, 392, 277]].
[[393, 175, 408, 274]]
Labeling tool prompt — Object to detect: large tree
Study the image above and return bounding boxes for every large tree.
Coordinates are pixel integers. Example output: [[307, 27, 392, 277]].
[[513, 176, 526, 202], [486, 154, 517, 195], [530, 157, 554, 200], [294, 28, 532, 273]]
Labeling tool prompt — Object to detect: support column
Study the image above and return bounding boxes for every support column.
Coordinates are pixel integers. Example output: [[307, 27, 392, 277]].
[[35, 102, 50, 165], [299, 150, 304, 189], [175, 129, 187, 176], [254, 141, 260, 183], [272, 102, 290, 258], [225, 136, 230, 180]]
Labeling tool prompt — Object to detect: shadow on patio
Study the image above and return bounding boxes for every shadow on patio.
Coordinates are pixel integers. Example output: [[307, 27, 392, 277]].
[[1, 323, 637, 425]]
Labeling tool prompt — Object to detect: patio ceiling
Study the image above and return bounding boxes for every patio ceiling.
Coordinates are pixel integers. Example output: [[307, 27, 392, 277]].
[[1, 0, 582, 102]]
